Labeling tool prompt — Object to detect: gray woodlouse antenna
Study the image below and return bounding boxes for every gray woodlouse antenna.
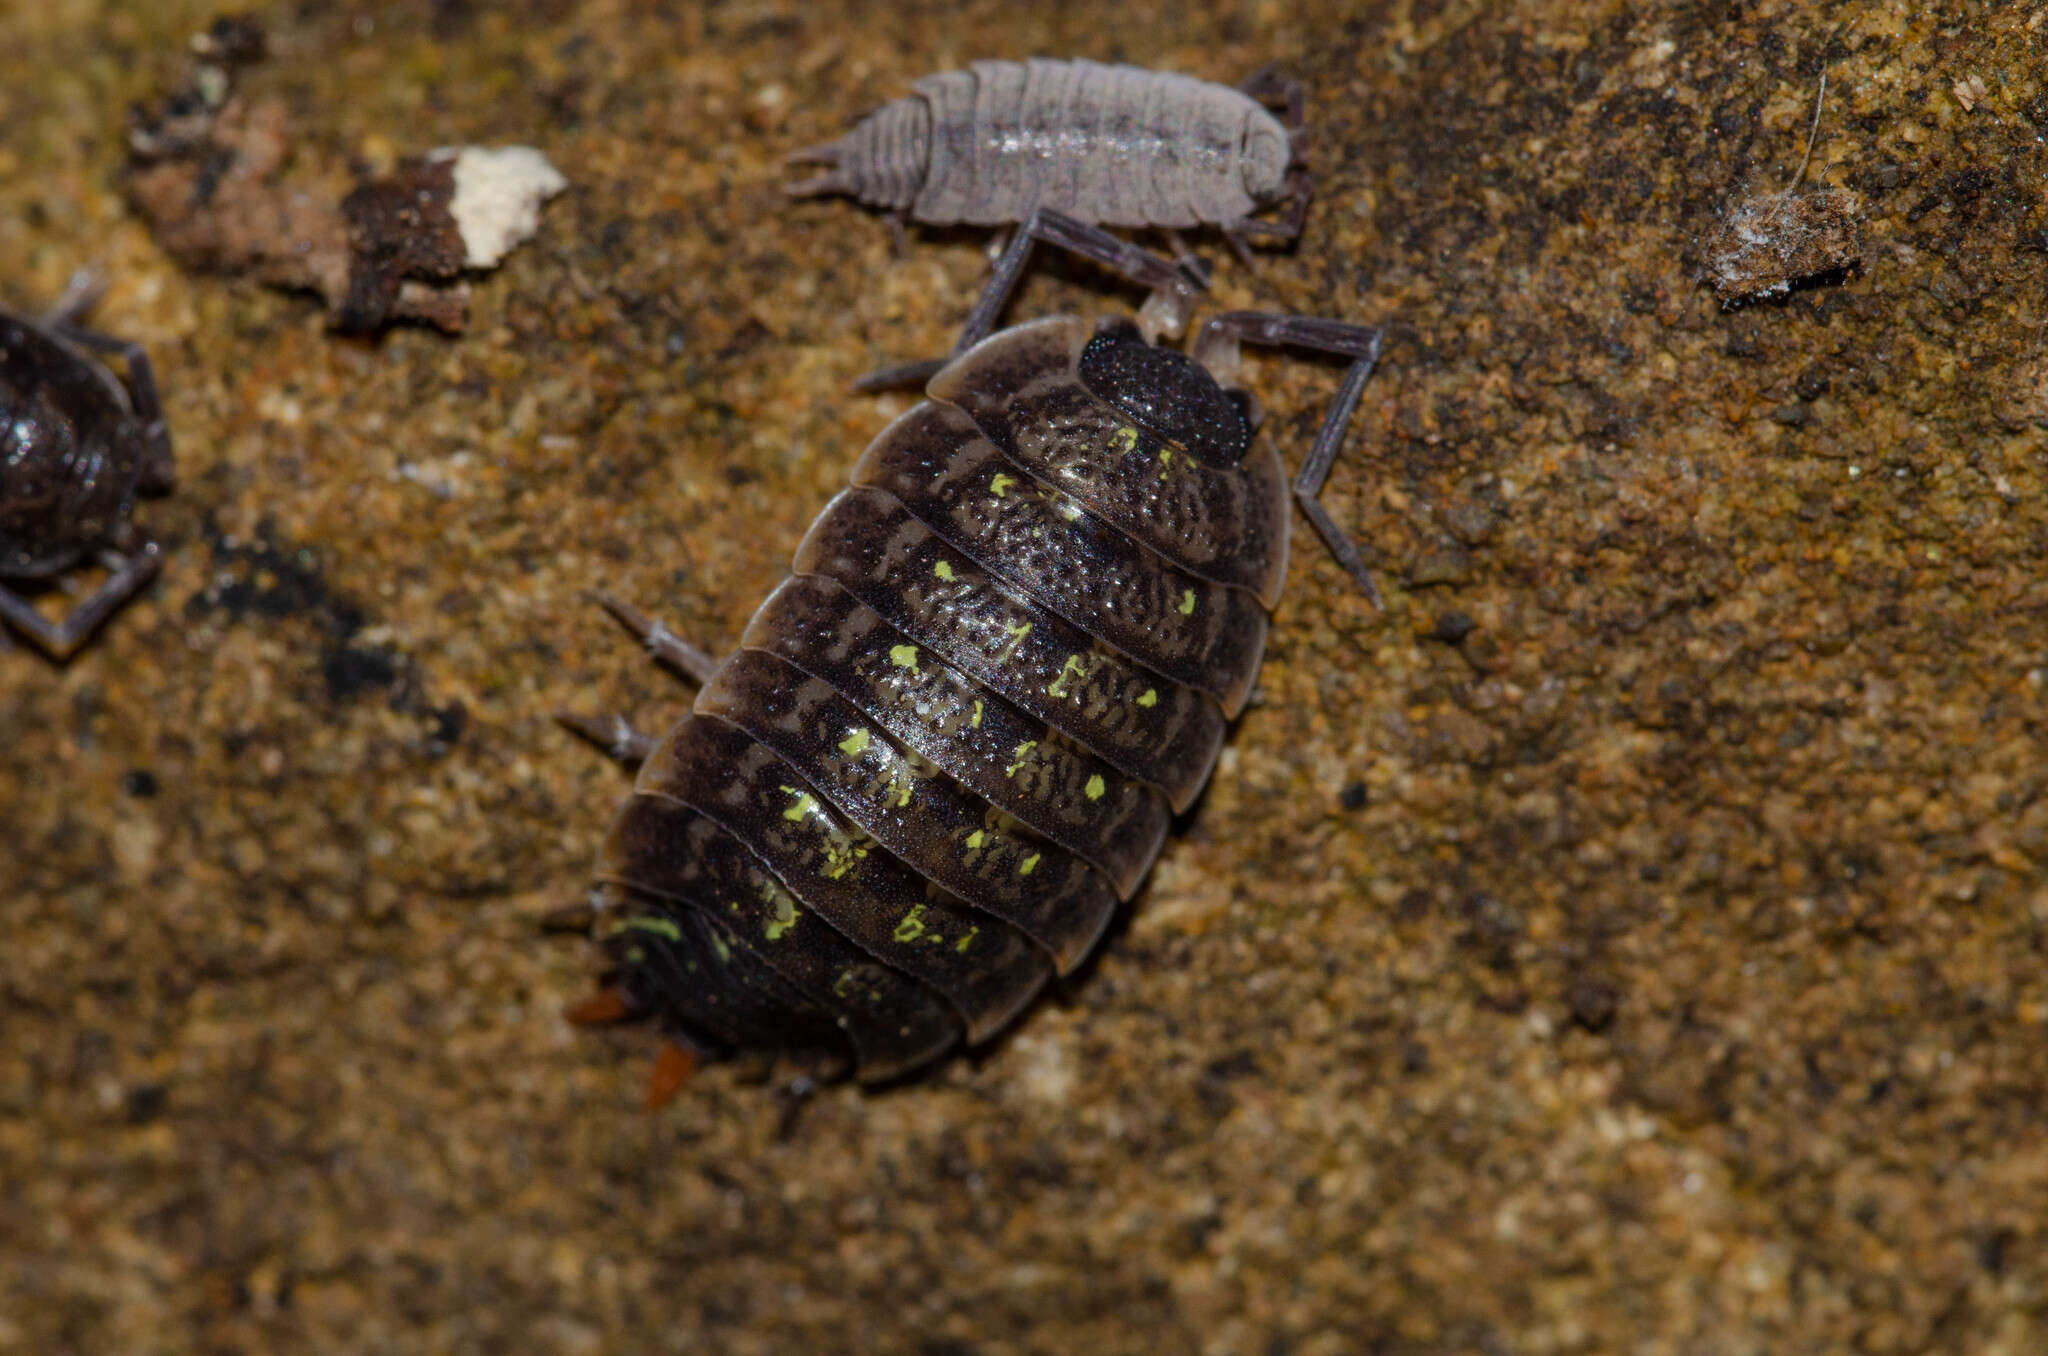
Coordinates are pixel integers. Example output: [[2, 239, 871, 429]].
[[781, 141, 856, 198]]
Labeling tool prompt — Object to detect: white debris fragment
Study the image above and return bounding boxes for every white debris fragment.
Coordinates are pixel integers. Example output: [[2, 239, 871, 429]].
[[427, 145, 568, 268]]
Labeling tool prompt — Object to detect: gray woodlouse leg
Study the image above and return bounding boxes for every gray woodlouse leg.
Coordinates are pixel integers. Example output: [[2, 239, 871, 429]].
[[1221, 229, 1261, 274], [1226, 168, 1315, 258], [1238, 67, 1306, 132], [853, 208, 1191, 391], [555, 710, 660, 766], [953, 208, 1189, 355], [0, 541, 164, 660], [1159, 230, 1215, 289], [1194, 311, 1385, 607]]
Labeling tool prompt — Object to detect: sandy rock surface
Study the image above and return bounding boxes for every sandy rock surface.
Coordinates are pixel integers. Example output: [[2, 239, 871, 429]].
[[4, 2, 2045, 1352]]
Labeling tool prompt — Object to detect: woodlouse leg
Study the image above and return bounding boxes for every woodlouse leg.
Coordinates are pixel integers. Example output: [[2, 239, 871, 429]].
[[567, 986, 634, 1024], [644, 1041, 699, 1112], [1159, 229, 1215, 289], [956, 209, 1191, 353], [48, 316, 176, 494], [0, 541, 164, 660], [1194, 311, 1385, 606], [851, 356, 951, 393], [775, 1072, 819, 1141], [1221, 229, 1261, 274], [586, 590, 720, 684], [852, 209, 1191, 391], [554, 592, 720, 762], [1227, 168, 1316, 255], [42, 270, 104, 327], [1238, 67, 1307, 132], [555, 710, 659, 766]]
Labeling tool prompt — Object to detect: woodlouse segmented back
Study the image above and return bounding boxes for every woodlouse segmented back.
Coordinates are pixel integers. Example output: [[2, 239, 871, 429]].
[[563, 212, 1383, 1098], [786, 59, 1309, 253]]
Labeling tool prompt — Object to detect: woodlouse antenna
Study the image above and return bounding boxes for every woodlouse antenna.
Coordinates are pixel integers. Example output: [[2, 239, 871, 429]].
[[781, 140, 855, 198]]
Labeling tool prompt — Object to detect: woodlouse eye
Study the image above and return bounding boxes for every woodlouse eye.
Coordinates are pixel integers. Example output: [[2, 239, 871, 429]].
[[1077, 327, 1252, 467]]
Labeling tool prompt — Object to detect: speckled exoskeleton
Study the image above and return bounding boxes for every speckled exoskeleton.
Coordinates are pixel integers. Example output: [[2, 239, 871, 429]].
[[0, 284, 173, 659], [786, 59, 1313, 270], [560, 212, 1381, 1104]]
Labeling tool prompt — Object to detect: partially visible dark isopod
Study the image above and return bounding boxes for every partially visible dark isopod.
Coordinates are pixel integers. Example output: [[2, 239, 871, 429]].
[[560, 211, 1383, 1103], [0, 280, 174, 659]]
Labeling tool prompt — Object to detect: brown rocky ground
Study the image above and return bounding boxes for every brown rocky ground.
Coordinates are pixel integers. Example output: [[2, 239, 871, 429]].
[[4, 1, 2046, 1351]]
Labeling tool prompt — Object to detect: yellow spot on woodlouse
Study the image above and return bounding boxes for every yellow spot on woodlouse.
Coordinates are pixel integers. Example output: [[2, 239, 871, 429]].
[[889, 643, 920, 671], [622, 916, 681, 942], [1046, 653, 1086, 699], [893, 904, 937, 945], [933, 559, 956, 582], [1179, 588, 1197, 615], [964, 829, 986, 849], [989, 472, 1017, 498], [956, 926, 979, 953], [1018, 852, 1041, 876], [1085, 774, 1106, 801], [762, 884, 799, 941], [1005, 741, 1036, 777], [1111, 425, 1139, 454], [837, 728, 870, 757], [778, 786, 821, 822], [1156, 447, 1174, 478], [998, 620, 1032, 660], [819, 834, 870, 880], [971, 699, 983, 729], [1137, 688, 1159, 708], [888, 770, 914, 807]]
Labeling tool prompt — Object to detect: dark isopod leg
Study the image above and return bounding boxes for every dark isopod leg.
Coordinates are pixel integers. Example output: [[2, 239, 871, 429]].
[[0, 542, 164, 660], [585, 590, 721, 685], [957, 209, 1190, 353], [555, 710, 659, 765], [1194, 311, 1385, 606], [854, 209, 1192, 391], [554, 592, 723, 762]]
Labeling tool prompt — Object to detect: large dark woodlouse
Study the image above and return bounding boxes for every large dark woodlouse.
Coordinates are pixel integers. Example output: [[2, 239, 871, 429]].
[[0, 282, 174, 659], [785, 59, 1312, 269], [561, 212, 1381, 1103]]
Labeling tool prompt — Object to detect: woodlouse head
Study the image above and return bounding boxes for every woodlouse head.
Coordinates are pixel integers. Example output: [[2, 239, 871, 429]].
[[1078, 319, 1254, 467]]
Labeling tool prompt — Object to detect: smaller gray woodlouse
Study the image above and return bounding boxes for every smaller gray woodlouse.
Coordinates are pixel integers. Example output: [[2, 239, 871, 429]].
[[785, 59, 1313, 268], [0, 279, 174, 659]]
